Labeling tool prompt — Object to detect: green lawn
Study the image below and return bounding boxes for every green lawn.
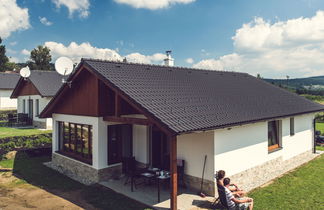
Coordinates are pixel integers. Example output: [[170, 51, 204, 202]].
[[249, 154, 324, 210], [0, 151, 151, 210], [0, 127, 52, 138], [315, 122, 324, 134]]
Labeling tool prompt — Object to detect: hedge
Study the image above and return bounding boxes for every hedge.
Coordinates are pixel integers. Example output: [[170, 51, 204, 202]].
[[0, 109, 17, 121], [0, 133, 52, 159]]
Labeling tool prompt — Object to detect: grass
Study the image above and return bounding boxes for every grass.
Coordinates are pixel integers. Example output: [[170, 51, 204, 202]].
[[316, 146, 324, 151], [315, 122, 324, 134], [0, 151, 151, 210], [249, 154, 324, 210], [0, 158, 14, 168], [0, 127, 52, 138]]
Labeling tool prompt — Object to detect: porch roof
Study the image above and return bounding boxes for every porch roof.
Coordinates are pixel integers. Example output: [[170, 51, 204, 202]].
[[42, 59, 324, 134]]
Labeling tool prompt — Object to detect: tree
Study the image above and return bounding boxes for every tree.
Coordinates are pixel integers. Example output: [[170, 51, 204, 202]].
[[5, 62, 19, 71], [28, 45, 52, 70], [0, 37, 9, 72]]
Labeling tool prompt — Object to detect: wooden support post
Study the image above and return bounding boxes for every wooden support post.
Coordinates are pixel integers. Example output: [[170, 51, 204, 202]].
[[170, 135, 177, 210], [115, 93, 120, 117]]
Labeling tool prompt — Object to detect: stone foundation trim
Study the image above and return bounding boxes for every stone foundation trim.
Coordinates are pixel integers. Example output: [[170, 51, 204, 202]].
[[184, 174, 215, 196], [229, 150, 317, 193], [48, 153, 122, 185], [33, 120, 46, 129]]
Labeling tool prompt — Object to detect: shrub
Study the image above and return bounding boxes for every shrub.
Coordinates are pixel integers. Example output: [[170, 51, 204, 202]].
[[0, 109, 17, 121], [0, 133, 52, 159]]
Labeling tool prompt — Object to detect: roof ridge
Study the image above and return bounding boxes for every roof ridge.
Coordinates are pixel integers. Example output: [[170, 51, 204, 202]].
[[81, 58, 246, 75]]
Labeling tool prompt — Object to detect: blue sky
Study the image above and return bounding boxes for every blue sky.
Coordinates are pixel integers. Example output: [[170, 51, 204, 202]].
[[2, 0, 324, 78]]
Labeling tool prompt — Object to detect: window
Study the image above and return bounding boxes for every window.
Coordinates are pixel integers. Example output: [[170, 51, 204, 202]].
[[290, 117, 295, 136], [35, 99, 39, 116], [268, 120, 281, 152], [22, 99, 26, 113], [57, 121, 93, 164]]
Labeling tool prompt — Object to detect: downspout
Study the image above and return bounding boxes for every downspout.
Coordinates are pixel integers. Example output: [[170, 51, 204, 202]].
[[313, 118, 316, 154]]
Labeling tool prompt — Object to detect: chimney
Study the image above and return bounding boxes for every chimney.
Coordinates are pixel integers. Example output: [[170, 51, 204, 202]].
[[164, 50, 174, 66]]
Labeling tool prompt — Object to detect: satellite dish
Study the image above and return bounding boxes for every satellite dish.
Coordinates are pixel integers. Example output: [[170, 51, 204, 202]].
[[55, 57, 74, 76], [20, 67, 31, 78]]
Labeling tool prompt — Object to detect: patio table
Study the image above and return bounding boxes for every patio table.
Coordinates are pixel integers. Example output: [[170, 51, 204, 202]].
[[156, 174, 170, 202], [140, 169, 170, 202]]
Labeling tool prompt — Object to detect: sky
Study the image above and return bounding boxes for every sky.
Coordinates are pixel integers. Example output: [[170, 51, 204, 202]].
[[2, 0, 324, 78]]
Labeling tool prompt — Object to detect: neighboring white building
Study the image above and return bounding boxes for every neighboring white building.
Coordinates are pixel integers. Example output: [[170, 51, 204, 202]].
[[40, 59, 324, 210], [0, 72, 19, 110], [11, 71, 62, 129]]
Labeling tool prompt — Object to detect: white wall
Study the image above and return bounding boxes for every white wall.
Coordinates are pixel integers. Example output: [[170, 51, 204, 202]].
[[177, 131, 214, 181], [281, 114, 314, 160], [133, 125, 149, 164], [214, 113, 315, 176], [17, 95, 52, 128], [0, 90, 16, 109]]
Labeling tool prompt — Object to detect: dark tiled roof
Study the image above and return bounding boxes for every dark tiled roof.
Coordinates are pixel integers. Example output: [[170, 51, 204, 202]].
[[28, 71, 63, 97], [0, 73, 20, 89], [82, 59, 324, 134]]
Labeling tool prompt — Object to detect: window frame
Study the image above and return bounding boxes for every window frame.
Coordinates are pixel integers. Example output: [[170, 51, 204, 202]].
[[57, 121, 93, 165], [22, 99, 26, 113], [35, 99, 40, 116], [290, 117, 295, 136], [268, 120, 282, 152]]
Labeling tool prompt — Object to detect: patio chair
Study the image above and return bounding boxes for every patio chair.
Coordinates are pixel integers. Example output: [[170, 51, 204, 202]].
[[18, 113, 30, 126], [177, 159, 186, 188], [7, 114, 16, 127], [212, 184, 230, 210], [161, 156, 186, 188], [122, 157, 143, 190]]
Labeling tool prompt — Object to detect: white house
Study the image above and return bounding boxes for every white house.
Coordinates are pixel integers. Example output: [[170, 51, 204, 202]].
[[40, 58, 324, 210], [11, 71, 62, 129], [0, 72, 19, 110]]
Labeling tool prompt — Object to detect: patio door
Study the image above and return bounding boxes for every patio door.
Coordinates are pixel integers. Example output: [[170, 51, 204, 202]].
[[151, 128, 169, 169], [28, 99, 33, 120], [107, 124, 132, 165]]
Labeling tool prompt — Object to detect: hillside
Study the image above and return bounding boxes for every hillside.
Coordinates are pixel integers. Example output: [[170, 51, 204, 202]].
[[264, 76, 324, 90]]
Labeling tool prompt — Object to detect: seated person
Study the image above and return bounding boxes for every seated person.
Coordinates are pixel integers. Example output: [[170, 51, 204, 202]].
[[215, 170, 226, 186], [224, 178, 246, 197], [215, 170, 245, 196], [224, 177, 254, 210]]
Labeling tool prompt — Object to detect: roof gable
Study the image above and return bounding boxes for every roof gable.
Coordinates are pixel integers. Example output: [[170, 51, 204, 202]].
[[11, 71, 63, 98], [11, 78, 41, 97]]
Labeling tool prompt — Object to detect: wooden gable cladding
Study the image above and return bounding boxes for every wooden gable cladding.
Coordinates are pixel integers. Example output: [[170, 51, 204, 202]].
[[14, 79, 40, 97], [53, 69, 100, 116], [51, 67, 142, 117]]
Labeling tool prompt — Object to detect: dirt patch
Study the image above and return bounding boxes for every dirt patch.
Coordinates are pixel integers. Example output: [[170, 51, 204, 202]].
[[0, 172, 98, 210]]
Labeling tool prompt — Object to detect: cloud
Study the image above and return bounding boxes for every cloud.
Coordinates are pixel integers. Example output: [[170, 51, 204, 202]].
[[185, 58, 194, 64], [39, 17, 53, 26], [0, 0, 30, 39], [21, 49, 30, 55], [114, 0, 195, 10], [7, 49, 17, 54], [44, 41, 166, 64], [194, 11, 324, 78], [125, 52, 165, 64], [52, 0, 90, 18], [9, 41, 17, 46], [8, 56, 19, 63]]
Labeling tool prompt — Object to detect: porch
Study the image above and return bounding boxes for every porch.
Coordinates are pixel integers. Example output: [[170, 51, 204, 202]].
[[100, 176, 215, 210]]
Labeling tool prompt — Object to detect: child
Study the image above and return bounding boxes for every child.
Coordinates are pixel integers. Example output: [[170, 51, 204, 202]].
[[224, 177, 246, 197], [223, 177, 254, 210]]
